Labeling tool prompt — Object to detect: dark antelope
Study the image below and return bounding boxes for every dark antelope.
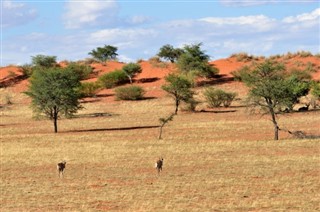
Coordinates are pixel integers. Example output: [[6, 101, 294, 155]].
[[155, 158, 164, 175], [57, 161, 66, 178]]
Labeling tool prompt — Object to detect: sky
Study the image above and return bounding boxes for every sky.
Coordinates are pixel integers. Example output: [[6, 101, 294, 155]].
[[1, 0, 319, 66]]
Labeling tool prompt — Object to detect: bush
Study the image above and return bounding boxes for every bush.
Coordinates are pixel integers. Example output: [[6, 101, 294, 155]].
[[98, 69, 128, 88], [65, 62, 93, 80], [80, 82, 101, 97], [204, 88, 237, 107], [19, 64, 33, 77], [115, 85, 145, 100]]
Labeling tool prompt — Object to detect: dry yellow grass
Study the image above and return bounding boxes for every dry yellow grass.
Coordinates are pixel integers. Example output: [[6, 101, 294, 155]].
[[1, 91, 320, 211]]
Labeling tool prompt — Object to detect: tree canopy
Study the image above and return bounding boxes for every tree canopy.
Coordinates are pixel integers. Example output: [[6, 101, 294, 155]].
[[157, 44, 184, 63], [88, 45, 118, 62], [25, 67, 82, 133], [177, 43, 218, 78]]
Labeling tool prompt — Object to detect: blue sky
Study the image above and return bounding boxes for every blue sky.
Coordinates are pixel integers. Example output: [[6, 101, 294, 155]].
[[1, 0, 319, 66]]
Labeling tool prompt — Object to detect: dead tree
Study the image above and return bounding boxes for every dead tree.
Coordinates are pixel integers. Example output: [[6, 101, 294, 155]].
[[159, 114, 175, 140], [57, 161, 66, 178], [155, 158, 164, 175]]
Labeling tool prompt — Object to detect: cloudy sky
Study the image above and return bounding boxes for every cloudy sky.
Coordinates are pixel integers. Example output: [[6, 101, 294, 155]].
[[1, 0, 319, 65]]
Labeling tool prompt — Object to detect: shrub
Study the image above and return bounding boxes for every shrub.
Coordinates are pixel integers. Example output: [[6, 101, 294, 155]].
[[115, 85, 145, 100], [98, 69, 128, 88], [65, 62, 93, 80], [204, 88, 237, 108], [80, 82, 101, 97]]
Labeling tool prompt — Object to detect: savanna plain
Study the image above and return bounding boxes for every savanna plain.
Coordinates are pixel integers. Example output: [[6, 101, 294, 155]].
[[1, 87, 319, 212]]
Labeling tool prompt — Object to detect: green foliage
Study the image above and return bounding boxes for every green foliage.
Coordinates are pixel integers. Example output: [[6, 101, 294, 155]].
[[65, 62, 93, 80], [31, 55, 57, 68], [88, 45, 118, 62], [177, 43, 218, 78], [80, 82, 101, 97], [122, 63, 142, 83], [25, 67, 82, 133], [98, 70, 128, 89], [204, 88, 237, 108], [162, 74, 194, 114], [115, 85, 145, 100], [157, 44, 184, 63], [239, 60, 311, 140]]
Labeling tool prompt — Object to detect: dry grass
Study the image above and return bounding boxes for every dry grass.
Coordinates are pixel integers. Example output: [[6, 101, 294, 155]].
[[1, 91, 320, 211]]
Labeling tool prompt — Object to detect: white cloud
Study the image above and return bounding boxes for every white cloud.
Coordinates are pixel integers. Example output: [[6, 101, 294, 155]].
[[89, 28, 158, 43], [1, 0, 37, 28], [200, 15, 276, 31], [282, 8, 320, 23], [63, 0, 119, 29], [219, 0, 277, 7]]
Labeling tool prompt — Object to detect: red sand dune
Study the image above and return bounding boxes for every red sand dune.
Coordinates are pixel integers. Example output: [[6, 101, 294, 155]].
[[1, 56, 319, 99]]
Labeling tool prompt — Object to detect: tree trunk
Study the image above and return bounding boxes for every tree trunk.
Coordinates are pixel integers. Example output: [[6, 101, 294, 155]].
[[175, 99, 179, 115], [53, 106, 58, 133], [269, 105, 279, 140], [129, 76, 132, 84]]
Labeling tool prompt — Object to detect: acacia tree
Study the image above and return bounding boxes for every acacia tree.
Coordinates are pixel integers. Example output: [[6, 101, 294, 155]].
[[162, 74, 194, 115], [239, 60, 310, 140], [122, 63, 142, 83], [177, 43, 218, 78], [157, 44, 184, 63], [25, 68, 82, 133], [88, 45, 118, 63]]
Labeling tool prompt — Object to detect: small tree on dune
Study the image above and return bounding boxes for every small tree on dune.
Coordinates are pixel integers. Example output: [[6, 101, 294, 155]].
[[162, 73, 194, 115], [88, 45, 118, 63], [25, 67, 82, 133], [177, 43, 218, 78], [122, 63, 142, 84], [157, 44, 184, 63]]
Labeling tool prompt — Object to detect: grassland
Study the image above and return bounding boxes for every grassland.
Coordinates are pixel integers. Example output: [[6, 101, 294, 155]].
[[1, 91, 320, 211]]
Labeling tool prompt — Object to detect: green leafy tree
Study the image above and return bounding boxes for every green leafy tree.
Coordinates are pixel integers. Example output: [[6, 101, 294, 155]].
[[88, 45, 118, 63], [239, 60, 310, 140], [31, 55, 57, 68], [177, 43, 218, 78], [25, 68, 82, 133], [157, 44, 184, 63], [122, 63, 142, 83], [162, 74, 194, 115]]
